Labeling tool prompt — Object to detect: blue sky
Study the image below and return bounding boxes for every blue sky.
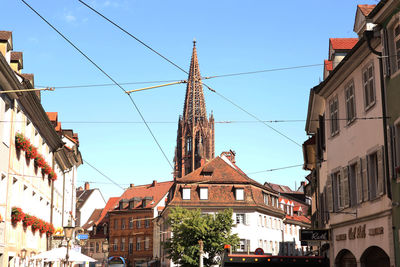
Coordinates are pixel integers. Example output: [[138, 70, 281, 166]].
[[2, 0, 379, 200]]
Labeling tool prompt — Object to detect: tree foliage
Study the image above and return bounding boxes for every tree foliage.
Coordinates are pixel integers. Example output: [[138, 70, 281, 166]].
[[164, 207, 239, 267]]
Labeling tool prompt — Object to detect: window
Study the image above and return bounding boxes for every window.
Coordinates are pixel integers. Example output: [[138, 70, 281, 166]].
[[136, 237, 141, 251], [237, 239, 247, 252], [264, 216, 267, 227], [271, 197, 275, 207], [394, 23, 400, 70], [345, 82, 356, 123], [104, 224, 108, 235], [362, 63, 375, 109], [145, 219, 150, 228], [236, 213, 245, 225], [121, 219, 126, 230], [329, 96, 339, 136], [182, 188, 191, 200], [349, 163, 359, 206], [145, 236, 150, 250], [113, 238, 118, 251], [121, 238, 125, 251], [129, 238, 133, 254], [129, 217, 133, 229], [333, 171, 343, 209], [96, 242, 100, 253], [199, 187, 208, 200], [258, 215, 262, 226], [136, 218, 141, 228], [235, 188, 244, 200], [263, 194, 269, 205], [186, 137, 192, 153], [114, 219, 118, 230], [368, 152, 379, 199]]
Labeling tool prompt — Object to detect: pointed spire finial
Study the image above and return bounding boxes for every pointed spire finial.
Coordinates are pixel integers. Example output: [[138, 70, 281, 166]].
[[193, 38, 196, 45]]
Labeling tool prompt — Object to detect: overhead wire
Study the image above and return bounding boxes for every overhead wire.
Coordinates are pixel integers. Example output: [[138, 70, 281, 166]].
[[83, 159, 124, 190], [78, 0, 302, 147], [21, 0, 174, 170]]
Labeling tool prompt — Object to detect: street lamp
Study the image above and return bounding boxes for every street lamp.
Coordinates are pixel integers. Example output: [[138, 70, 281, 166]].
[[63, 225, 75, 267], [102, 240, 109, 267]]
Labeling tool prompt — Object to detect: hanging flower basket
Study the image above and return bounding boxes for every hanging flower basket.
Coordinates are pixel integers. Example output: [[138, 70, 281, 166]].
[[23, 214, 35, 227], [26, 145, 38, 160], [49, 171, 57, 181], [31, 217, 43, 232], [34, 154, 46, 168], [15, 133, 31, 151], [11, 207, 25, 225]]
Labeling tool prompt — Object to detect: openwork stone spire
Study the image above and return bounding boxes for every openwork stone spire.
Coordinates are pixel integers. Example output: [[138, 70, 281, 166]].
[[174, 41, 215, 179], [182, 40, 207, 123]]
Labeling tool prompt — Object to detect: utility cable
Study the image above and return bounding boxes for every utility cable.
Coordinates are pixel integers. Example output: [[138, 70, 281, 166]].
[[83, 159, 124, 190], [78, 0, 301, 147], [21, 0, 174, 170]]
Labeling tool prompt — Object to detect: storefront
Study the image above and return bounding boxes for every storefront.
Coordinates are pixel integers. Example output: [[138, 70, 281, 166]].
[[331, 213, 392, 267]]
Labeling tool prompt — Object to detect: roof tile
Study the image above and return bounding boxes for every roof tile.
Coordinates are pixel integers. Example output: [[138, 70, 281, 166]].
[[358, 4, 376, 16], [330, 38, 358, 50]]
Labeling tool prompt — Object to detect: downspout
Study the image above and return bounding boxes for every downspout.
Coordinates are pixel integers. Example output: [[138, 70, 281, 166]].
[[364, 28, 399, 267]]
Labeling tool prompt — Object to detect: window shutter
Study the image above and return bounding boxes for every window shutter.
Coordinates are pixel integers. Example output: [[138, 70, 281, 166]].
[[357, 159, 363, 204], [377, 146, 385, 195], [326, 175, 333, 212], [388, 125, 398, 179], [362, 157, 369, 201], [244, 213, 249, 225], [332, 174, 339, 212], [343, 167, 350, 207]]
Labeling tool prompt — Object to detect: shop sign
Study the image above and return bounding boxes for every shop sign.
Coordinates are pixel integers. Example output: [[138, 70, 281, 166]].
[[335, 234, 347, 241], [300, 229, 330, 241], [369, 227, 384, 236], [348, 224, 366, 240]]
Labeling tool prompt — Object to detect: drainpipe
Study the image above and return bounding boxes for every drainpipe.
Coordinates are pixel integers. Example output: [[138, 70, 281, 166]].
[[364, 28, 398, 267]]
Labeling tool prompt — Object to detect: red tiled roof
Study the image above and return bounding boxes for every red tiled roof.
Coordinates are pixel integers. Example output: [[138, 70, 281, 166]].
[[330, 38, 358, 50], [266, 182, 293, 193], [358, 4, 376, 16], [10, 51, 22, 61], [55, 122, 62, 132], [157, 206, 165, 211], [279, 197, 294, 206], [119, 181, 173, 209], [0, 31, 12, 42], [285, 214, 310, 224], [293, 206, 302, 212], [82, 209, 103, 230], [96, 197, 120, 225], [324, 60, 333, 72], [47, 112, 58, 122], [168, 157, 283, 214]]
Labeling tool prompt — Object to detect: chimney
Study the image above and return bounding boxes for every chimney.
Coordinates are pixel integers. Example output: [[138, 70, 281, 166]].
[[130, 183, 135, 188], [152, 180, 157, 187], [220, 150, 236, 164], [84, 182, 90, 190], [78, 186, 83, 191]]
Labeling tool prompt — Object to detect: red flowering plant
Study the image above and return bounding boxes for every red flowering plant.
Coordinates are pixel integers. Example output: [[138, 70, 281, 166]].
[[15, 133, 31, 151], [42, 163, 52, 175], [31, 217, 42, 232], [23, 214, 35, 227], [11, 207, 25, 225], [39, 221, 49, 235], [46, 223, 55, 236], [25, 145, 38, 160], [48, 171, 57, 181], [34, 154, 46, 168]]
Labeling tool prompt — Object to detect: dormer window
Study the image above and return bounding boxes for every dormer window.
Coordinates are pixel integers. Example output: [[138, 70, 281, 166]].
[[199, 187, 208, 200], [182, 188, 191, 200], [235, 188, 244, 201]]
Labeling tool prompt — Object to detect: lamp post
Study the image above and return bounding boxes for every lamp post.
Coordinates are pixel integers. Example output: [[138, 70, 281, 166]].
[[102, 240, 109, 267], [63, 225, 75, 267]]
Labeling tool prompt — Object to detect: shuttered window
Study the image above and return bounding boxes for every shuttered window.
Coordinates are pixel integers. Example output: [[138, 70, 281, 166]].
[[329, 96, 339, 136], [342, 167, 350, 208], [349, 163, 358, 207], [345, 82, 356, 123], [326, 176, 333, 212], [368, 152, 378, 199], [362, 63, 376, 109], [361, 157, 369, 201]]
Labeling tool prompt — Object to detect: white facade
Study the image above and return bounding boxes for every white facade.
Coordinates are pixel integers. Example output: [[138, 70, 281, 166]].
[[77, 189, 106, 227]]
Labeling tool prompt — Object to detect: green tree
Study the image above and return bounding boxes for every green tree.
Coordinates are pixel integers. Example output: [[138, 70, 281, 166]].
[[164, 207, 239, 267]]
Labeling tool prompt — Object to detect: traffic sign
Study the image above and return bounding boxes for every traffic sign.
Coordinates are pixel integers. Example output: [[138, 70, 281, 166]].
[[77, 234, 89, 240], [254, 247, 264, 255]]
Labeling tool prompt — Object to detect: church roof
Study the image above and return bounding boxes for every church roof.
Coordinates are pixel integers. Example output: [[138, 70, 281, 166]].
[[182, 41, 207, 123]]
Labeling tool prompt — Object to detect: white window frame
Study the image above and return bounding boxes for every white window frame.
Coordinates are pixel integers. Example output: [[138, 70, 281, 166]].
[[329, 96, 339, 136], [235, 188, 244, 200], [362, 63, 376, 110], [199, 187, 208, 200], [182, 188, 191, 200], [345, 81, 356, 124], [236, 213, 245, 224]]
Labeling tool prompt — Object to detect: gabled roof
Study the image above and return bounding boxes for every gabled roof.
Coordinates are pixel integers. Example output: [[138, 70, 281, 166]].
[[82, 208, 103, 230], [96, 197, 120, 225], [0, 31, 12, 42], [285, 214, 310, 224], [178, 156, 258, 185], [358, 4, 376, 16], [265, 182, 293, 193], [330, 38, 358, 50], [119, 181, 173, 209], [76, 189, 95, 211]]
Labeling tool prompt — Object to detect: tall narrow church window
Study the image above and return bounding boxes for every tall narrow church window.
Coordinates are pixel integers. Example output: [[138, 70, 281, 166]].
[[186, 137, 192, 153]]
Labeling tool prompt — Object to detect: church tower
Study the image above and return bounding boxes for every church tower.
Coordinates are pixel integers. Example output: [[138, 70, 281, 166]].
[[174, 41, 215, 179]]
